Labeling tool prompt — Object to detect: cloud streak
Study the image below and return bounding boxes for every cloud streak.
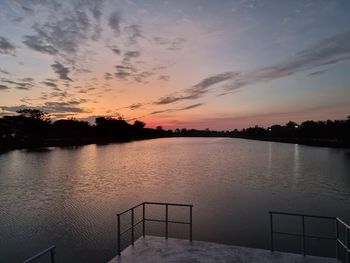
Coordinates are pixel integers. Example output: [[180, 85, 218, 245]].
[[128, 103, 204, 121], [0, 84, 9, 90], [0, 36, 16, 55], [51, 62, 73, 81], [153, 37, 186, 51], [23, 35, 58, 55], [150, 102, 204, 116], [0, 68, 10, 75], [0, 77, 34, 90], [153, 31, 350, 105], [154, 72, 239, 105], [1, 100, 91, 117]]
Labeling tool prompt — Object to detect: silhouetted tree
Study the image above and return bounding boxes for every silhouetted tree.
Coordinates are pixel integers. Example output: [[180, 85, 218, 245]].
[[95, 116, 132, 138], [134, 120, 146, 129], [16, 109, 50, 122], [50, 119, 91, 138]]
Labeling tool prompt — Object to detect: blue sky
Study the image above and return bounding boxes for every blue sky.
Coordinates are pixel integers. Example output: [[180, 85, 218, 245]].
[[0, 0, 350, 129]]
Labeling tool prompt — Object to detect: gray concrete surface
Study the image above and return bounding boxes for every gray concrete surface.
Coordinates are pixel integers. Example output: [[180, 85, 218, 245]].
[[108, 236, 336, 263]]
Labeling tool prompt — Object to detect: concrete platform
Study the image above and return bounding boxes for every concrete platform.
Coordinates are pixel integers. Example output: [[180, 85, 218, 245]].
[[108, 236, 336, 263]]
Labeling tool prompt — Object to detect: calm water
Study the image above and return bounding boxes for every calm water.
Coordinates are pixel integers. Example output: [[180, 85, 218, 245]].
[[0, 138, 349, 262]]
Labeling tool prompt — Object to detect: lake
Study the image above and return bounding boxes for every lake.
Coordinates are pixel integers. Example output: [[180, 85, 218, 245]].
[[0, 138, 349, 262]]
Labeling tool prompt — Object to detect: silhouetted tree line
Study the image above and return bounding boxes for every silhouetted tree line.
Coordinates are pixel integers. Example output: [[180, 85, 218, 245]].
[[229, 119, 350, 147], [0, 109, 349, 151], [0, 109, 172, 150]]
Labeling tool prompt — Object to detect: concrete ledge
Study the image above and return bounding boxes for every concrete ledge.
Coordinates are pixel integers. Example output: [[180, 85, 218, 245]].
[[108, 236, 336, 263]]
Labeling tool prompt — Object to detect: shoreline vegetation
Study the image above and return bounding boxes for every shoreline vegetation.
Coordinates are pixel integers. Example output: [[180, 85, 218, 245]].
[[1, 109, 349, 152]]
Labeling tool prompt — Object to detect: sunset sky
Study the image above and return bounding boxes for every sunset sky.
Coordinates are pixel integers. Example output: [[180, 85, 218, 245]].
[[0, 0, 350, 129]]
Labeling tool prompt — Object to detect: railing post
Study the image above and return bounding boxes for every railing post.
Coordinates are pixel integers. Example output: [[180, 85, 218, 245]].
[[302, 215, 306, 256], [190, 205, 193, 242], [116, 202, 193, 255], [131, 208, 134, 246], [270, 212, 274, 252], [50, 247, 55, 263], [346, 226, 349, 263], [117, 214, 121, 256], [142, 203, 146, 237], [335, 219, 339, 261], [165, 204, 169, 239]]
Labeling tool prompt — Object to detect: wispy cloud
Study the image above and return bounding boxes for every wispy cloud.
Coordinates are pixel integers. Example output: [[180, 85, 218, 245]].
[[150, 102, 204, 116], [125, 24, 143, 45], [113, 50, 154, 83], [153, 31, 350, 105], [0, 77, 34, 90], [0, 36, 16, 55], [51, 62, 73, 82], [153, 37, 186, 51], [0, 84, 9, 90], [154, 72, 238, 105], [104, 72, 113, 80], [0, 68, 10, 75], [1, 99, 91, 117], [308, 70, 327, 76], [41, 80, 58, 88], [128, 103, 204, 121], [108, 11, 121, 36], [128, 103, 143, 110], [116, 102, 146, 111], [123, 51, 141, 60], [158, 75, 170, 81], [23, 35, 58, 55], [168, 37, 186, 51], [111, 48, 121, 55], [228, 30, 350, 89], [43, 101, 90, 113]]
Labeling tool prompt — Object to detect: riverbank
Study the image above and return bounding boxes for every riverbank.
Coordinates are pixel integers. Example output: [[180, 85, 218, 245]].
[[0, 135, 165, 153]]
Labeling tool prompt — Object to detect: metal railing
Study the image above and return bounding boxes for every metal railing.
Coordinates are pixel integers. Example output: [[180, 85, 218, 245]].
[[269, 211, 350, 262], [336, 218, 350, 263], [23, 245, 56, 263], [117, 201, 193, 256]]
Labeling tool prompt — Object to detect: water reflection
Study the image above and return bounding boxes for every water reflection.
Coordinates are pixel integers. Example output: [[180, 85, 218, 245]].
[[293, 144, 300, 185], [267, 142, 273, 178]]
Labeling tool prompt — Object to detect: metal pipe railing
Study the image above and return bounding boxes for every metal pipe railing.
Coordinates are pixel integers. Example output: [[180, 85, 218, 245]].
[[335, 218, 350, 263], [23, 245, 56, 263], [269, 211, 350, 262], [117, 201, 193, 256], [269, 211, 336, 257]]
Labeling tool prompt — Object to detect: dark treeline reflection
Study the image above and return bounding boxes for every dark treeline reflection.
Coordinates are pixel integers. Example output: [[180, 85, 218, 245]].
[[0, 109, 349, 150]]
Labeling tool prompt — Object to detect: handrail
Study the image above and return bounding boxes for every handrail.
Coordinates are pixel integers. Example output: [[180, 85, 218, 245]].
[[117, 203, 144, 216], [269, 211, 336, 256], [23, 245, 56, 263], [117, 202, 193, 216], [269, 211, 335, 220], [335, 218, 350, 262], [337, 217, 350, 230], [117, 202, 193, 256], [144, 201, 193, 207], [269, 211, 350, 262]]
